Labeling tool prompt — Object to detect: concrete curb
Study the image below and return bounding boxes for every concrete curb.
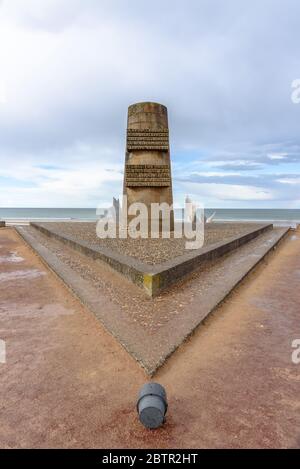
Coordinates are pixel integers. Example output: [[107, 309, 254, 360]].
[[30, 222, 273, 296], [14, 225, 290, 375]]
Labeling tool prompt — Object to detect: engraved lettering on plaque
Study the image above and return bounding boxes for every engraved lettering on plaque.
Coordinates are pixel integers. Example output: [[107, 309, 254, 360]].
[[126, 129, 169, 151], [126, 164, 171, 187]]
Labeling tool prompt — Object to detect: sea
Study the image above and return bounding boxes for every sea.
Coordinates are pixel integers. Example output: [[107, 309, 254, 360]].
[[0, 207, 300, 226]]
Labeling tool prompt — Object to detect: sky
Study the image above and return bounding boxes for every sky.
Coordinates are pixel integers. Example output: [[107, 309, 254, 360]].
[[0, 0, 300, 209]]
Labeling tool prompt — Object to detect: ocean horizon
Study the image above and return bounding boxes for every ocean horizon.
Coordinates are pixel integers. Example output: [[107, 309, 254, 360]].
[[1, 207, 300, 224]]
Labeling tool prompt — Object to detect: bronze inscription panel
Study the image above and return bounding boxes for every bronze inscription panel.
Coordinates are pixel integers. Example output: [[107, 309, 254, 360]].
[[126, 164, 171, 187], [127, 129, 169, 151]]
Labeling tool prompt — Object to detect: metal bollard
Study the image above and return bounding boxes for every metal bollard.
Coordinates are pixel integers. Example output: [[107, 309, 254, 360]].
[[137, 382, 168, 429]]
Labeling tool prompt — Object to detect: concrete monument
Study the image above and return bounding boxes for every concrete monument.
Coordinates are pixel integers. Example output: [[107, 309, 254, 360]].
[[123, 102, 174, 232]]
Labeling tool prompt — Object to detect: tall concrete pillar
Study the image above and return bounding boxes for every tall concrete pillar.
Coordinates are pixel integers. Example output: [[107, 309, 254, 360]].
[[123, 102, 174, 232]]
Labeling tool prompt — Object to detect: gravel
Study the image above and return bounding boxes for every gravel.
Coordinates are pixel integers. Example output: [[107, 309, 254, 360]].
[[21, 224, 279, 335], [34, 222, 264, 265]]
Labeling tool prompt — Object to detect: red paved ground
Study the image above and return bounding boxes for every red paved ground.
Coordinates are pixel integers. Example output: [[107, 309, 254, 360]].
[[0, 227, 299, 448]]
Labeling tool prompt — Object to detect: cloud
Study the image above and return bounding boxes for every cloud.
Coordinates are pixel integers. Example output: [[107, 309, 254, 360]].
[[206, 160, 265, 171], [0, 141, 123, 207], [276, 177, 300, 185], [267, 152, 288, 160], [0, 0, 300, 207], [176, 181, 274, 201]]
